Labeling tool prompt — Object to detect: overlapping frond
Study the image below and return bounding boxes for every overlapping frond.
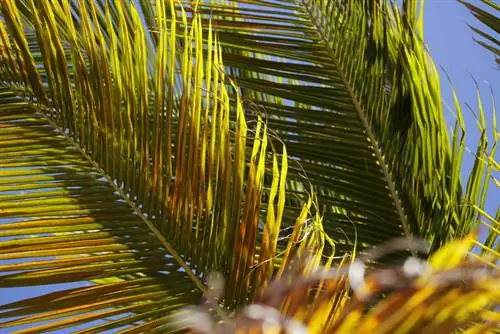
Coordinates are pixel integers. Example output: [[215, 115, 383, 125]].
[[0, 0, 320, 330], [459, 0, 500, 67], [0, 0, 498, 332], [134, 0, 498, 257]]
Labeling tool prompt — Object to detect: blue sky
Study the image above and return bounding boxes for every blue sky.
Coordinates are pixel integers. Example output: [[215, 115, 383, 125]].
[[1, 2, 498, 333]]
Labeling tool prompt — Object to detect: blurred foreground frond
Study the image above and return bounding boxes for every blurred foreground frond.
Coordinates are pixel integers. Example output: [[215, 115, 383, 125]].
[[182, 236, 499, 334]]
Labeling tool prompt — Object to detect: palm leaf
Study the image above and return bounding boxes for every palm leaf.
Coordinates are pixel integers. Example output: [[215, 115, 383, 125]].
[[459, 0, 500, 67], [134, 0, 498, 255], [183, 236, 499, 333], [0, 92, 203, 332], [0, 0, 498, 332], [0, 0, 317, 330]]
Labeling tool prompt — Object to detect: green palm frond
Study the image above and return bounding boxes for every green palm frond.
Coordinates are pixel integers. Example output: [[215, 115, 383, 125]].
[[0, 0, 317, 330], [0, 0, 498, 332], [0, 92, 202, 332], [459, 0, 500, 67], [133, 0, 497, 255]]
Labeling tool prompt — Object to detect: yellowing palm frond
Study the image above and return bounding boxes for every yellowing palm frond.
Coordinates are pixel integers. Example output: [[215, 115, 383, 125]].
[[0, 0, 498, 332], [0, 0, 315, 330], [184, 237, 499, 333], [135, 0, 498, 257]]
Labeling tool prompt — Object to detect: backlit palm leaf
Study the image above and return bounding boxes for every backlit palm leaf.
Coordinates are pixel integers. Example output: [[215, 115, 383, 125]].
[[0, 0, 313, 330], [459, 0, 500, 67], [134, 0, 498, 255], [0, 0, 498, 332]]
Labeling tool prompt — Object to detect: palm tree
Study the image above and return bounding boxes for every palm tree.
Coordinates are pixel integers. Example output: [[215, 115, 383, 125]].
[[0, 0, 497, 332]]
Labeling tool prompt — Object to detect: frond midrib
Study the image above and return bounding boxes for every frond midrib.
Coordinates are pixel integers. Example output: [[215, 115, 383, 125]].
[[34, 93, 211, 296], [297, 1, 412, 241]]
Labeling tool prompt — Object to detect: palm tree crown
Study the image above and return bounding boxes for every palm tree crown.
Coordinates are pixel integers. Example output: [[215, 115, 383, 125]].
[[0, 0, 497, 332]]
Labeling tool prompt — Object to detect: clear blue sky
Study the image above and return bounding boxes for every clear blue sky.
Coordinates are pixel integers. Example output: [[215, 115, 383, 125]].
[[1, 2, 498, 333]]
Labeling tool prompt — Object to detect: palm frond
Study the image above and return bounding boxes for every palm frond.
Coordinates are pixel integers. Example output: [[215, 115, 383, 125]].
[[0, 0, 498, 332], [183, 236, 500, 333], [0, 92, 203, 332], [137, 0, 498, 256], [0, 0, 316, 330], [459, 0, 500, 67]]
